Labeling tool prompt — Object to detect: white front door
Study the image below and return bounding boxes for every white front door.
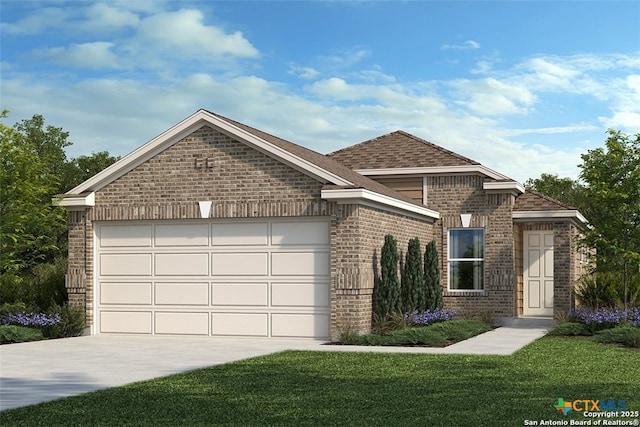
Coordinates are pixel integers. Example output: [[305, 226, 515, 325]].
[[523, 230, 554, 316]]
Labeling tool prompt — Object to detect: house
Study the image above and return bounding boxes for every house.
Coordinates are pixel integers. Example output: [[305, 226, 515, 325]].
[[58, 109, 588, 340]]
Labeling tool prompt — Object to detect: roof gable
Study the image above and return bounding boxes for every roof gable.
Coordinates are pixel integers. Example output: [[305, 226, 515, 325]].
[[61, 110, 439, 220], [514, 189, 575, 211], [328, 130, 481, 169]]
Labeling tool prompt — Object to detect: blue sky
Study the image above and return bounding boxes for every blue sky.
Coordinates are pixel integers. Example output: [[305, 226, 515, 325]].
[[2, 0, 639, 183]]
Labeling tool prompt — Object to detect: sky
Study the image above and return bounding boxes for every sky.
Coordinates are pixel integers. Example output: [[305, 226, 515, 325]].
[[1, 0, 639, 183]]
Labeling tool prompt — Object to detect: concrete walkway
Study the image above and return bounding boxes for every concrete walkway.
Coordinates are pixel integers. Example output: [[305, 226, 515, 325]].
[[0, 324, 549, 411]]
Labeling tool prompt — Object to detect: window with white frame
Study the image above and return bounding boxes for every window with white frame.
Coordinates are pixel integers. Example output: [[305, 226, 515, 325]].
[[448, 228, 485, 290]]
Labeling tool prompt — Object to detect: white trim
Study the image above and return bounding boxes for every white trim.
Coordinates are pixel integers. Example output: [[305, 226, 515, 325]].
[[513, 210, 588, 224], [55, 192, 95, 208], [321, 188, 440, 221], [483, 181, 525, 194], [354, 165, 514, 181], [67, 110, 352, 195], [422, 176, 428, 206]]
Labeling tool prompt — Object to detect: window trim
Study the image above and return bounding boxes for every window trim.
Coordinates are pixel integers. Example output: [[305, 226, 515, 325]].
[[447, 228, 485, 292]]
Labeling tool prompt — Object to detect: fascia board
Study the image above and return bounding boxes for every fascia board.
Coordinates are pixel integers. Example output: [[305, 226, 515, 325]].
[[321, 188, 440, 221], [67, 113, 209, 194], [54, 192, 95, 209], [483, 181, 525, 194], [513, 210, 589, 225], [67, 110, 352, 195], [354, 165, 513, 181], [198, 110, 353, 186]]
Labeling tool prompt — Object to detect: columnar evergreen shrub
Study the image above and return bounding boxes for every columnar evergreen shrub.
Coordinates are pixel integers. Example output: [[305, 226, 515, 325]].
[[401, 237, 424, 313], [374, 235, 400, 318], [424, 240, 443, 310]]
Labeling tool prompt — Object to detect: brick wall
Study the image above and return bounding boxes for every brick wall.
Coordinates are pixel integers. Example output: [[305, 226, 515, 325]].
[[67, 125, 435, 337], [424, 175, 517, 319], [329, 203, 434, 338]]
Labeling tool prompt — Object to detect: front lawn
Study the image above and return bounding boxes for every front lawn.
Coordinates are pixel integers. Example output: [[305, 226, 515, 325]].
[[1, 337, 638, 426]]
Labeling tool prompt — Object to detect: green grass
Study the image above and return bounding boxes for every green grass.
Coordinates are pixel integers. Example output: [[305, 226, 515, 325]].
[[1, 337, 639, 426]]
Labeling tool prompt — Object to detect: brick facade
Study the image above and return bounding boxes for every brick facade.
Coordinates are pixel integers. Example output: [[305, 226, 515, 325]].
[[66, 125, 435, 337]]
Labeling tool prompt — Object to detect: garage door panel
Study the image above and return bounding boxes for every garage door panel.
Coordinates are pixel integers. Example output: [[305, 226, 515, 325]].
[[100, 225, 152, 248], [101, 254, 152, 276], [97, 220, 329, 338], [272, 283, 329, 307], [155, 224, 208, 247], [155, 312, 209, 335], [155, 283, 208, 305], [212, 283, 268, 306], [212, 253, 267, 275], [271, 221, 330, 245], [100, 311, 152, 334], [272, 252, 329, 276], [101, 282, 152, 305], [155, 253, 209, 276], [271, 314, 329, 338], [212, 313, 268, 336], [212, 222, 268, 245]]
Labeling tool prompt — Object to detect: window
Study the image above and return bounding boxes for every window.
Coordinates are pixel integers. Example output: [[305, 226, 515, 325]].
[[448, 228, 484, 290]]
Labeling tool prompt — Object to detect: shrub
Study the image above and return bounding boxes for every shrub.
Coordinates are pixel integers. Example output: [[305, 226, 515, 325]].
[[372, 312, 411, 335], [0, 325, 44, 343], [406, 308, 457, 326], [547, 322, 592, 336], [424, 240, 442, 310], [0, 311, 60, 327], [401, 237, 424, 313], [43, 304, 86, 338], [594, 326, 640, 348], [575, 271, 640, 309], [374, 235, 401, 319]]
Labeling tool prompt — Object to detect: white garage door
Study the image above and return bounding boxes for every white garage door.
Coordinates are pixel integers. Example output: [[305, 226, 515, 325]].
[[95, 219, 330, 338]]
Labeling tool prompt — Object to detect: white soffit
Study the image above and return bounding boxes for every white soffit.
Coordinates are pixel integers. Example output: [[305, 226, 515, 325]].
[[66, 110, 352, 195], [321, 188, 440, 221], [513, 210, 588, 225]]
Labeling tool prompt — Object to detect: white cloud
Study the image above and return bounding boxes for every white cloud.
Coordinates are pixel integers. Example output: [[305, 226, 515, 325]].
[[1, 7, 74, 35], [32, 42, 121, 69], [441, 40, 481, 50], [451, 78, 536, 116], [135, 9, 259, 59], [82, 3, 140, 31], [288, 64, 320, 80]]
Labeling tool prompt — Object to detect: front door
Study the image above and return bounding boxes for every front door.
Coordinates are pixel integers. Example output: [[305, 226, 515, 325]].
[[523, 230, 554, 316]]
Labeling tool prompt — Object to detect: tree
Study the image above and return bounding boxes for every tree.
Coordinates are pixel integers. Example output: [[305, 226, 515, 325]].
[[424, 240, 443, 310], [63, 151, 120, 192], [374, 235, 401, 318], [0, 111, 66, 275], [524, 173, 586, 209], [579, 130, 640, 309], [401, 237, 425, 313]]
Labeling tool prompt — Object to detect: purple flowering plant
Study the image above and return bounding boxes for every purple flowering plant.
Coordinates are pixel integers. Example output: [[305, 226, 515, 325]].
[[405, 308, 457, 326], [0, 312, 61, 328], [569, 307, 640, 332]]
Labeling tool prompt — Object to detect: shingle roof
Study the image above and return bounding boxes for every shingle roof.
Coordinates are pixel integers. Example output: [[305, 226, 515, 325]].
[[514, 189, 576, 211], [206, 111, 426, 208], [327, 130, 481, 169]]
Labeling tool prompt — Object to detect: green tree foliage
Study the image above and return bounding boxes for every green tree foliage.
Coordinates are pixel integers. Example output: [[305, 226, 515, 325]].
[[0, 111, 119, 309], [0, 111, 66, 275], [375, 235, 401, 318], [579, 130, 640, 308], [524, 173, 586, 210], [424, 240, 443, 310], [401, 237, 425, 313]]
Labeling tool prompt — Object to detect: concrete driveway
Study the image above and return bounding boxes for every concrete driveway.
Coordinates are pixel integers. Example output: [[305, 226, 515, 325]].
[[0, 335, 325, 411], [1, 324, 549, 411]]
